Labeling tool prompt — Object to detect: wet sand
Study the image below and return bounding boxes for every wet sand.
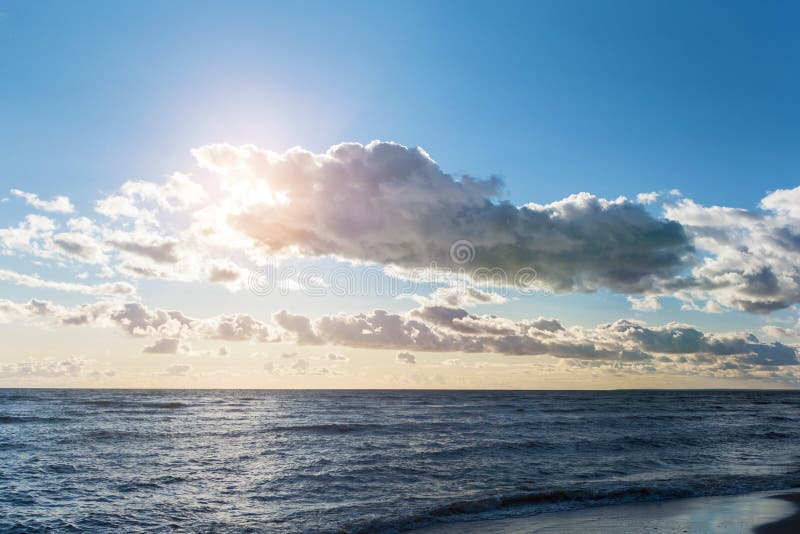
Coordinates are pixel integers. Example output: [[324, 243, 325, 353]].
[[414, 490, 800, 533], [754, 493, 800, 534]]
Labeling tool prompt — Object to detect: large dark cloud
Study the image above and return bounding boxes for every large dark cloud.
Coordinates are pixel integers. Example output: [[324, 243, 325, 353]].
[[194, 141, 694, 294]]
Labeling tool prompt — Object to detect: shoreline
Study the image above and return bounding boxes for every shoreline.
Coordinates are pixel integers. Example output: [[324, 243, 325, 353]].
[[413, 489, 800, 533]]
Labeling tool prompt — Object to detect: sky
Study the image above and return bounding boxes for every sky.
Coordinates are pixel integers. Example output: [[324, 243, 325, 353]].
[[2, 0, 800, 388]]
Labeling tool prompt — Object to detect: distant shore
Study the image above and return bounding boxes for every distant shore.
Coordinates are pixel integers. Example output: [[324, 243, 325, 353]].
[[413, 489, 800, 533]]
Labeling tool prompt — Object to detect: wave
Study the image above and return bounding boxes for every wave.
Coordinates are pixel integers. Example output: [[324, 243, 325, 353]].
[[269, 423, 385, 434], [77, 400, 188, 409], [118, 476, 187, 493], [0, 415, 71, 424], [350, 476, 800, 533]]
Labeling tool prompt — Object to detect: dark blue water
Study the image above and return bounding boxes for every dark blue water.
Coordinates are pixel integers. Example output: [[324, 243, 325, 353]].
[[2, 390, 800, 532]]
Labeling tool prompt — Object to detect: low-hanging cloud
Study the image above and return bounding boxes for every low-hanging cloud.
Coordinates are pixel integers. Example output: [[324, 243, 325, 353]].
[[0, 356, 85, 378], [0, 294, 794, 375], [0, 298, 277, 347], [273, 304, 798, 367]]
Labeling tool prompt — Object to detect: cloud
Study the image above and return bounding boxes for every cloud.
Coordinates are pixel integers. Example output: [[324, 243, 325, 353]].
[[207, 259, 242, 283], [52, 232, 107, 264], [627, 295, 662, 312], [200, 313, 275, 342], [106, 235, 181, 264], [10, 189, 74, 214], [95, 194, 154, 223], [164, 363, 191, 376], [96, 173, 206, 226], [273, 310, 322, 344], [0, 293, 794, 378], [273, 304, 798, 367], [602, 319, 797, 366], [7, 141, 800, 318], [0, 356, 85, 378], [263, 357, 333, 376], [193, 141, 693, 294], [764, 323, 800, 339], [411, 286, 507, 308], [760, 186, 800, 219], [396, 351, 416, 364], [0, 214, 57, 255], [142, 338, 181, 354], [0, 268, 135, 297], [326, 352, 348, 361], [5, 141, 800, 318], [291, 359, 310, 372], [636, 192, 660, 204], [120, 173, 207, 211], [664, 190, 800, 312], [0, 298, 277, 345]]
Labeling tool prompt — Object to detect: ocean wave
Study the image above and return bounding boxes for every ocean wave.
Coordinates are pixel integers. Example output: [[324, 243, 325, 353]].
[[7, 390, 800, 532], [269, 423, 385, 433], [77, 400, 189, 409], [350, 476, 800, 533], [0, 415, 71, 424]]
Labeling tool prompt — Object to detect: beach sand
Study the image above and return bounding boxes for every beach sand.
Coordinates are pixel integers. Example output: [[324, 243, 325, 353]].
[[414, 490, 800, 533]]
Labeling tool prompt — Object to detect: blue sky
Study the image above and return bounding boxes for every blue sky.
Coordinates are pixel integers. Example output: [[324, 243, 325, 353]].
[[3, 0, 800, 208], [2, 1, 800, 387]]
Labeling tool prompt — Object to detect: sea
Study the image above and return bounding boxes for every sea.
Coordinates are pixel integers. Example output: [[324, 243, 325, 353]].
[[2, 389, 800, 532]]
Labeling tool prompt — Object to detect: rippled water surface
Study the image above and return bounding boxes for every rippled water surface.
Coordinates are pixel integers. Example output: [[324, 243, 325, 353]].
[[2, 389, 800, 532]]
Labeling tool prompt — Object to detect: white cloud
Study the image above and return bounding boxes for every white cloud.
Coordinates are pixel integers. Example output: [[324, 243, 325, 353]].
[[0, 298, 277, 346], [411, 286, 507, 308], [0, 356, 85, 378], [120, 173, 207, 211], [636, 191, 660, 204], [664, 190, 800, 312], [95, 194, 151, 222], [164, 363, 191, 376], [627, 295, 662, 311], [0, 214, 57, 255], [0, 268, 134, 297], [263, 357, 333, 376], [760, 187, 800, 219], [10, 189, 75, 214]]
